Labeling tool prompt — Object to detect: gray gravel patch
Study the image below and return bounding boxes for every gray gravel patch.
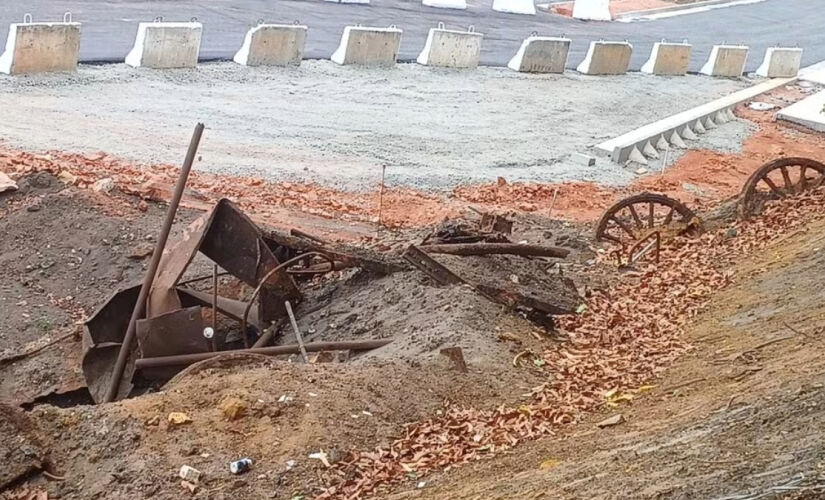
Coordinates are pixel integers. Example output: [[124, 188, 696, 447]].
[[0, 61, 750, 191]]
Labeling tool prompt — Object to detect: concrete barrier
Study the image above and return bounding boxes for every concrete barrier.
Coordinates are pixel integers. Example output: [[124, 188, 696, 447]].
[[640, 41, 691, 76], [331, 26, 402, 67], [507, 36, 569, 73], [572, 0, 611, 21], [576, 41, 631, 75], [596, 76, 795, 163], [417, 24, 483, 69], [125, 21, 202, 69], [233, 23, 307, 66], [756, 47, 803, 78], [492, 0, 536, 15], [777, 89, 825, 132], [699, 45, 748, 77], [0, 14, 80, 75], [423, 0, 467, 9]]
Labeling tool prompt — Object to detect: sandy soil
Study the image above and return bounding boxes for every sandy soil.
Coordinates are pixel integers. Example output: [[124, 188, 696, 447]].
[[0, 62, 748, 191]]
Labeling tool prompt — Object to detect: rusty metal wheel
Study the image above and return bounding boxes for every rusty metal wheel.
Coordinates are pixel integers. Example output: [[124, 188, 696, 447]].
[[738, 157, 825, 219], [595, 193, 699, 245]]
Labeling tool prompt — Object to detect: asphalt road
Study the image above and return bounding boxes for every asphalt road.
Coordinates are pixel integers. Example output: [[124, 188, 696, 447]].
[[0, 0, 821, 71]]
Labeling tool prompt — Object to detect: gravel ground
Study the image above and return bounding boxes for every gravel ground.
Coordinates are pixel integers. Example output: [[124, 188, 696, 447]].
[[0, 61, 750, 190]]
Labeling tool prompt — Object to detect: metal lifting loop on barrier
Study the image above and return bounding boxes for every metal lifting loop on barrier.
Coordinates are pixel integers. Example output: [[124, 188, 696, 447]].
[[389, 24, 397, 29], [530, 30, 537, 37], [294, 20, 301, 25], [437, 21, 445, 29], [154, 16, 163, 22], [190, 16, 198, 22], [64, 12, 72, 23], [23, 13, 32, 24], [468, 25, 475, 33], [256, 18, 264, 25]]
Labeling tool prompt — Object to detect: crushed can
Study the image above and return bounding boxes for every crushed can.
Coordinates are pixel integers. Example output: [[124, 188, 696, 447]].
[[230, 458, 253, 475]]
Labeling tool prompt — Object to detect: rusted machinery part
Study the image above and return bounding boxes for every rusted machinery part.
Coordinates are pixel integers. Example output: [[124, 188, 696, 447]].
[[419, 242, 569, 259], [134, 339, 393, 371], [595, 193, 699, 245], [240, 252, 335, 348], [738, 157, 825, 219], [627, 231, 661, 265]]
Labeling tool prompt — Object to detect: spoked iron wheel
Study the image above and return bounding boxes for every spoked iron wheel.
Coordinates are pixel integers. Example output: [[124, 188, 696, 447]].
[[595, 193, 699, 246], [738, 157, 825, 219]]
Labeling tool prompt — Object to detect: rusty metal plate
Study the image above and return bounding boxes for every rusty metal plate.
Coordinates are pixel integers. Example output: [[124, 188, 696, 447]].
[[82, 342, 136, 403], [137, 306, 207, 358], [403, 245, 464, 286]]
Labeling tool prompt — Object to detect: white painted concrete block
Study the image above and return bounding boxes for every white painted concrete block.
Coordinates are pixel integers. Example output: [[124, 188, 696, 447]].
[[233, 24, 307, 66], [507, 36, 569, 73], [417, 26, 483, 69], [756, 47, 803, 78], [0, 16, 81, 75], [423, 0, 467, 10], [572, 0, 611, 21], [640, 41, 691, 76], [777, 89, 825, 133], [576, 41, 632, 75], [699, 44, 748, 77], [492, 0, 536, 15], [331, 26, 402, 67], [125, 22, 202, 69]]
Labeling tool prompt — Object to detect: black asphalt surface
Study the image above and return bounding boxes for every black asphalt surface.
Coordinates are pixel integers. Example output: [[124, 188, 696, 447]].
[[0, 0, 821, 71]]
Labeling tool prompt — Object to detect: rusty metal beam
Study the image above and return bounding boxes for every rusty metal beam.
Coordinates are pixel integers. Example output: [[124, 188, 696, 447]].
[[134, 339, 392, 370], [419, 243, 569, 259], [103, 122, 204, 403]]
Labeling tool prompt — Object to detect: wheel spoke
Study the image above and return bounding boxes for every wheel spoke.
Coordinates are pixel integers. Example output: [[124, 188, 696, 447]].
[[799, 165, 808, 192], [648, 202, 655, 228], [601, 232, 622, 244], [760, 176, 785, 197], [814, 174, 825, 189], [780, 166, 793, 192], [627, 204, 643, 228], [611, 216, 635, 237], [663, 206, 675, 225]]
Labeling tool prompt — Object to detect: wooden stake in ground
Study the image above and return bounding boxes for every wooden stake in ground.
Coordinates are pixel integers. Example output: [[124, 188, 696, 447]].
[[284, 300, 309, 363]]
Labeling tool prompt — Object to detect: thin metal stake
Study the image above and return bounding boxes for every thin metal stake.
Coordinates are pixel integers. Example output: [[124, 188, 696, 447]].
[[210, 263, 218, 352], [284, 301, 309, 363], [548, 187, 559, 217], [376, 165, 386, 237]]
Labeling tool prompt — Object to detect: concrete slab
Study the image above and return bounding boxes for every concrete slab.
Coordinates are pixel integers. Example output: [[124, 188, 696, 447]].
[[492, 0, 536, 15], [756, 47, 803, 78], [597, 76, 795, 163], [0, 17, 81, 75], [125, 22, 202, 69], [507, 36, 569, 73], [776, 89, 825, 132], [572, 0, 611, 20], [331, 26, 402, 67], [699, 44, 748, 77], [423, 0, 467, 9], [640, 41, 691, 76], [233, 24, 307, 66], [417, 25, 483, 69], [576, 41, 632, 75]]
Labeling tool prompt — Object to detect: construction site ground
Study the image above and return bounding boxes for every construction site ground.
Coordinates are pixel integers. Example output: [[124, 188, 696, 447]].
[[4, 76, 825, 500]]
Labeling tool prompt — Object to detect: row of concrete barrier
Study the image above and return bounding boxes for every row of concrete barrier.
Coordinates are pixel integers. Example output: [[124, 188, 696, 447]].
[[0, 17, 805, 78]]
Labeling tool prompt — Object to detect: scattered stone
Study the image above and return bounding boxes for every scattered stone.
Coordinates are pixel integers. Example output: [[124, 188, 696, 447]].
[[26, 204, 41, 212], [726, 228, 738, 238], [56, 170, 78, 185], [92, 177, 116, 193], [571, 152, 596, 166], [0, 172, 17, 194], [180, 480, 197, 493], [128, 243, 155, 260], [635, 168, 648, 175], [167, 412, 192, 426], [138, 200, 148, 212], [596, 414, 625, 428], [219, 397, 248, 421]]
